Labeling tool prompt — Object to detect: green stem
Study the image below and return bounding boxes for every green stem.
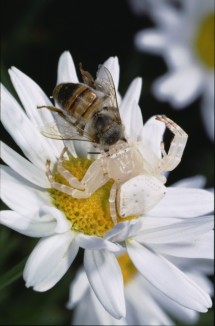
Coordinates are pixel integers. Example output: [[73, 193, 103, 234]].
[[0, 258, 27, 290]]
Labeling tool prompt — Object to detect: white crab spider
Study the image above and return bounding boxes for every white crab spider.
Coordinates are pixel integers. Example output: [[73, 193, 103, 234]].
[[46, 115, 188, 224]]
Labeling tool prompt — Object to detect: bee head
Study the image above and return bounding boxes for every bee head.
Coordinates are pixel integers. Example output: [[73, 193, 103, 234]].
[[102, 124, 124, 146], [93, 113, 125, 147]]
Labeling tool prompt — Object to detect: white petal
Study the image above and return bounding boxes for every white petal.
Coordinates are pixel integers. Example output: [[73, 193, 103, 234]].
[[146, 278, 199, 324], [128, 102, 144, 141], [1, 84, 56, 169], [9, 67, 64, 157], [35, 205, 72, 234], [151, 3, 182, 28], [187, 271, 214, 296], [72, 289, 125, 326], [102, 56, 120, 90], [151, 230, 214, 259], [119, 78, 142, 132], [136, 141, 161, 176], [71, 290, 100, 325], [124, 101, 143, 140], [153, 68, 202, 108], [131, 216, 181, 232], [24, 231, 78, 291], [9, 67, 51, 125], [89, 290, 127, 326], [0, 207, 71, 237], [172, 175, 206, 188], [134, 215, 214, 244], [1, 141, 49, 188], [67, 268, 89, 309], [135, 30, 167, 53], [0, 210, 52, 237], [201, 83, 215, 142], [76, 233, 121, 252], [171, 256, 214, 276], [127, 240, 212, 312], [148, 187, 214, 217], [84, 249, 126, 319], [140, 115, 165, 158], [104, 219, 142, 243], [57, 51, 79, 84], [126, 279, 173, 325], [73, 139, 92, 158], [1, 165, 51, 215], [165, 45, 193, 69]]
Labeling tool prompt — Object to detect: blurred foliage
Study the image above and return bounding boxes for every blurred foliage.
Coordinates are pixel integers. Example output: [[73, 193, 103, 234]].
[[0, 0, 214, 325]]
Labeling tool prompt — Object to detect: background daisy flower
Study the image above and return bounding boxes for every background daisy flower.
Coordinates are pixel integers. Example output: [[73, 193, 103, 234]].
[[134, 0, 215, 141], [68, 249, 213, 326]]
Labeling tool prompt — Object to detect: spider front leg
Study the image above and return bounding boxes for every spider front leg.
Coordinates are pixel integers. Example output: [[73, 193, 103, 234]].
[[46, 159, 80, 196], [57, 147, 85, 190], [71, 159, 110, 198], [155, 115, 188, 173], [46, 157, 109, 198]]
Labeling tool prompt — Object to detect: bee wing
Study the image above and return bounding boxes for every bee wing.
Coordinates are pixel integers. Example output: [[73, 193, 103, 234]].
[[95, 66, 121, 122], [40, 119, 95, 142]]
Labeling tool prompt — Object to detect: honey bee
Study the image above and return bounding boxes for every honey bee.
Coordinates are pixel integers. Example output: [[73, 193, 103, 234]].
[[37, 63, 125, 150]]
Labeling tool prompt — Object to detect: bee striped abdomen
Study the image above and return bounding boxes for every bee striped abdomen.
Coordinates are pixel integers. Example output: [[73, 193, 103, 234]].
[[68, 85, 100, 120], [53, 83, 100, 125]]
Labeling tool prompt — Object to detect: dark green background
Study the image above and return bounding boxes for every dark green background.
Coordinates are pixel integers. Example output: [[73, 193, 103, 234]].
[[1, 0, 214, 325]]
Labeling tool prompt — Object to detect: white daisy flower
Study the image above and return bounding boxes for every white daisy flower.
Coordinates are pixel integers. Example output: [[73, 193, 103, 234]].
[[0, 51, 214, 320], [134, 0, 215, 141], [68, 253, 213, 325], [128, 0, 170, 16]]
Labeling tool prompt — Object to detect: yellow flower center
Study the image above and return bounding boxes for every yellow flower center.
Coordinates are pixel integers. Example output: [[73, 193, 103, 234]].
[[117, 253, 137, 284], [194, 12, 215, 69], [49, 156, 138, 237]]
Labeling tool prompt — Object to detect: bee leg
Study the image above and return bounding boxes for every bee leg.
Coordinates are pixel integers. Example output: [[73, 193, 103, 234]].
[[71, 160, 109, 198], [109, 182, 118, 225], [37, 105, 63, 114], [79, 63, 95, 87], [57, 147, 85, 190]]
